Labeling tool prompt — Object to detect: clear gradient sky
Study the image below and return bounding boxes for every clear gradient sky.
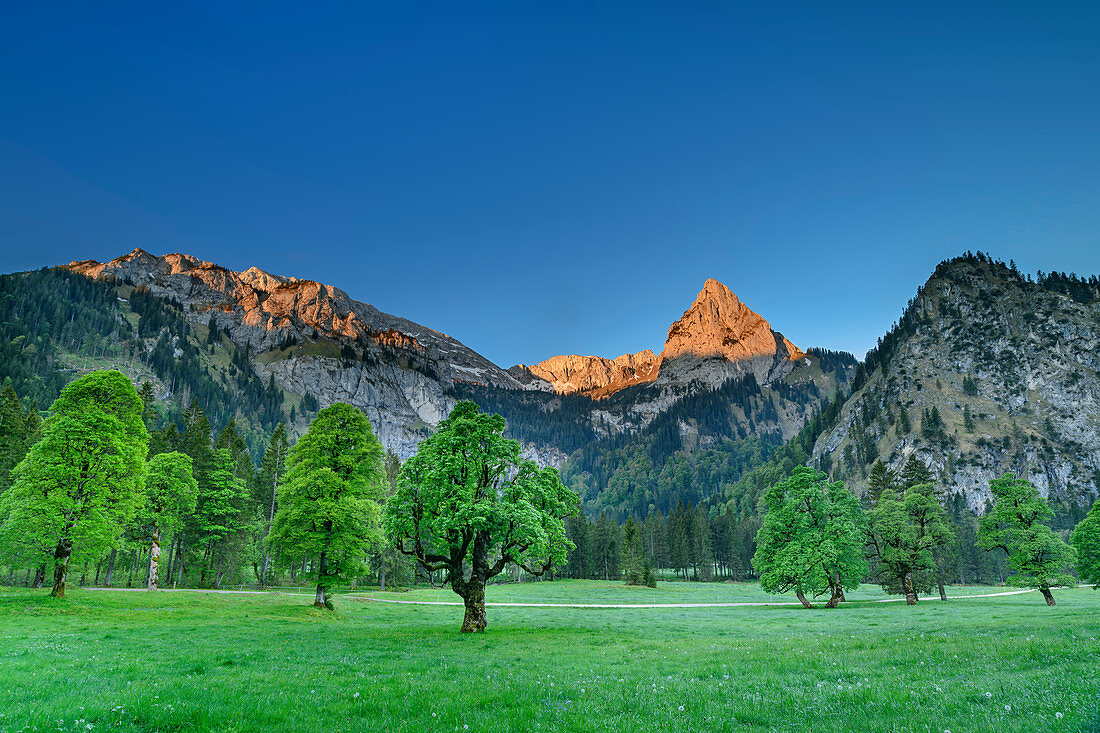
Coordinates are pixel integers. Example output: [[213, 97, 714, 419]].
[[2, 3, 1099, 367]]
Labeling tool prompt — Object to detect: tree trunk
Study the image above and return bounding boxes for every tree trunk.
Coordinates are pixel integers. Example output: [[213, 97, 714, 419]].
[[176, 543, 185, 587], [32, 563, 46, 588], [165, 535, 177, 584], [459, 580, 487, 632], [51, 537, 73, 598], [147, 525, 161, 591], [380, 567, 386, 592], [1039, 584, 1056, 606], [795, 590, 814, 609], [261, 467, 279, 585], [104, 548, 117, 587], [938, 581, 947, 602], [313, 546, 331, 608], [903, 571, 918, 605]]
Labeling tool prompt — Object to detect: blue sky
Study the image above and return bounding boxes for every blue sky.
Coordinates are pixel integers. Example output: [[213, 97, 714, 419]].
[[2, 3, 1099, 367]]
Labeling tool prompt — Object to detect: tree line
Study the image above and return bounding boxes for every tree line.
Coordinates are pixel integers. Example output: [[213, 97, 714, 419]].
[[2, 370, 1098, 629], [0, 372, 577, 633]]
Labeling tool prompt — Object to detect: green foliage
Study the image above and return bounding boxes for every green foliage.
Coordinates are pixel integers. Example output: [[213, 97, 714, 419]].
[[868, 480, 954, 602], [384, 401, 577, 629], [752, 467, 867, 605], [900, 454, 934, 490], [0, 371, 149, 595], [962, 376, 979, 396], [269, 404, 385, 600], [620, 517, 649, 586], [0, 386, 40, 492], [1071, 498, 1100, 587], [977, 473, 1077, 597], [138, 452, 198, 538], [723, 392, 847, 517], [867, 460, 898, 505], [386, 402, 577, 575]]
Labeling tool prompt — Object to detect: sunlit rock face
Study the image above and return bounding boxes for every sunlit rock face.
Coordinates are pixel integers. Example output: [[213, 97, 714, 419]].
[[68, 249, 526, 458], [514, 278, 806, 398], [66, 252, 830, 469]]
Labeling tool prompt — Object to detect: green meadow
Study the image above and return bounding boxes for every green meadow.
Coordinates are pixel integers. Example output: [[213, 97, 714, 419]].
[[1, 582, 1097, 733]]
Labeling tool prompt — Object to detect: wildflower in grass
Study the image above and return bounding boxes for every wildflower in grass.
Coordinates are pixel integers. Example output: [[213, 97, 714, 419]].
[[353, 692, 360, 698], [1005, 705, 1011, 711], [678, 706, 685, 711], [1056, 712, 1064, 719]]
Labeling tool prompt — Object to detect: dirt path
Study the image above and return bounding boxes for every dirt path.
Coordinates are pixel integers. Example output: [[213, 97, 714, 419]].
[[361, 587, 1050, 608], [79, 585, 1091, 607]]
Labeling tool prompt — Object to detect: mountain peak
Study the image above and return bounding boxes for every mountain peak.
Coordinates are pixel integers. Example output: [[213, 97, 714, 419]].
[[661, 279, 789, 362]]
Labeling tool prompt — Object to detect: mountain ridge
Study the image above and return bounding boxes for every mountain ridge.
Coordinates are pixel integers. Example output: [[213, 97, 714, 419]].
[[513, 278, 807, 398]]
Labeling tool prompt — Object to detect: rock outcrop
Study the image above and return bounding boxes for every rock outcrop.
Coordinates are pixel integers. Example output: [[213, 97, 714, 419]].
[[810, 256, 1100, 507], [515, 350, 660, 396], [67, 249, 527, 456], [516, 278, 806, 398]]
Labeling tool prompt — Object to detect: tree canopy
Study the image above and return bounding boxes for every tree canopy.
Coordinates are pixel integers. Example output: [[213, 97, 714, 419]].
[[868, 477, 953, 605], [977, 473, 1076, 605], [268, 404, 385, 608], [138, 451, 198, 590], [384, 401, 577, 631], [753, 466, 867, 608], [0, 370, 149, 597], [1071, 497, 1100, 588]]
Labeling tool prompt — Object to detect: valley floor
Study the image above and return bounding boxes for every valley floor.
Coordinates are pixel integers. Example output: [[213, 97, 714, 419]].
[[1, 581, 1097, 732]]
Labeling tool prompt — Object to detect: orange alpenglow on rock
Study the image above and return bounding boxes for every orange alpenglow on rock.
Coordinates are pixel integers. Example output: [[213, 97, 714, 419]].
[[516, 279, 804, 397]]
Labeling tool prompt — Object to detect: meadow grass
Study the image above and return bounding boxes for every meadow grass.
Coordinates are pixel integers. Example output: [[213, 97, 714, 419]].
[[0, 582, 1097, 732]]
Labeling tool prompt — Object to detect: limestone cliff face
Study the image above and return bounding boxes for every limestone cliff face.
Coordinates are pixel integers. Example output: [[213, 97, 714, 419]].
[[811, 257, 1100, 508], [67, 249, 525, 457], [656, 278, 805, 389], [517, 350, 660, 396], [516, 278, 806, 398]]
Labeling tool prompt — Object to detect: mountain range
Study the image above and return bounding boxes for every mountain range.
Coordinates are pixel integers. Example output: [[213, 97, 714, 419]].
[[2, 248, 1097, 517]]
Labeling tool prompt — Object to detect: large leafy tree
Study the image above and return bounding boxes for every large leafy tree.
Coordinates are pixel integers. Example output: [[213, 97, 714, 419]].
[[0, 371, 148, 598], [977, 473, 1076, 605], [753, 466, 867, 609], [868, 480, 954, 605], [269, 404, 385, 608], [1071, 497, 1100, 588], [384, 401, 578, 632], [137, 451, 198, 590]]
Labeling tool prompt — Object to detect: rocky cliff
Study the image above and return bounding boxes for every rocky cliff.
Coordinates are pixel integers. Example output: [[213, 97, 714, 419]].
[[810, 254, 1100, 509], [515, 278, 806, 398], [67, 248, 528, 456], [63, 251, 837, 475]]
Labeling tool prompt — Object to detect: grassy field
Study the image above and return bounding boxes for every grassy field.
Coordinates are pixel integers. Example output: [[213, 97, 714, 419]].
[[1, 581, 1097, 732]]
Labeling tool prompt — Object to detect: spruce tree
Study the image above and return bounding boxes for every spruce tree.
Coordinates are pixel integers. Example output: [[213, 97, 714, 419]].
[[867, 460, 899, 505]]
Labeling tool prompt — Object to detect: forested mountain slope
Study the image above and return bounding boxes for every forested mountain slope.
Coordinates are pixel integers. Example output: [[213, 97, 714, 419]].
[[66, 251, 1100, 524], [807, 253, 1100, 511], [50, 250, 851, 474], [0, 267, 291, 454]]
